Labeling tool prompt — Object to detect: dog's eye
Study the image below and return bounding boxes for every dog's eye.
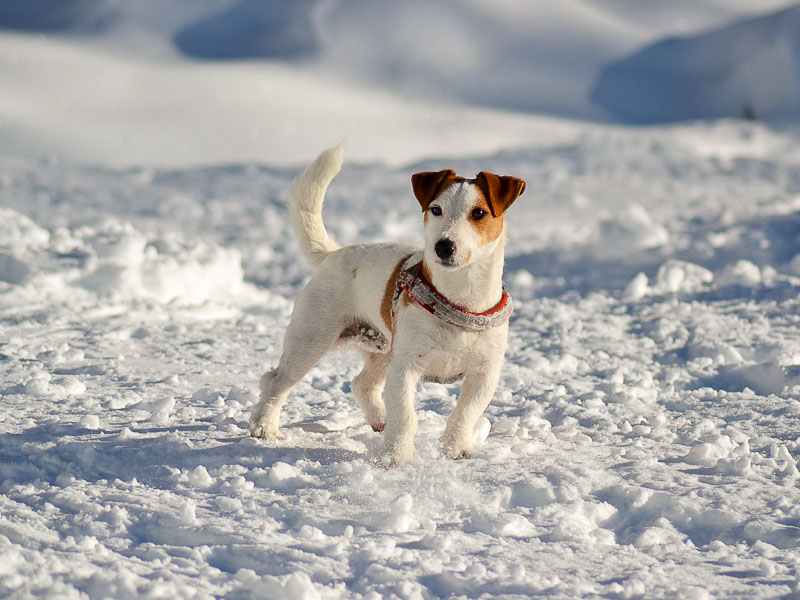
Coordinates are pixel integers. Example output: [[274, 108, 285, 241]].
[[471, 208, 487, 220], [430, 206, 442, 216]]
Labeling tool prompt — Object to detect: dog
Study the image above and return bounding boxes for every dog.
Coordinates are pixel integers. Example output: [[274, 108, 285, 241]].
[[249, 146, 525, 467]]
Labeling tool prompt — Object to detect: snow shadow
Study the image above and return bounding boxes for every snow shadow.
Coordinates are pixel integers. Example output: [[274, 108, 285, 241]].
[[691, 363, 786, 396], [597, 485, 800, 550], [0, 0, 113, 32], [174, 0, 319, 61], [506, 247, 668, 297], [692, 209, 800, 273], [0, 421, 360, 489], [509, 207, 800, 299], [591, 5, 800, 123]]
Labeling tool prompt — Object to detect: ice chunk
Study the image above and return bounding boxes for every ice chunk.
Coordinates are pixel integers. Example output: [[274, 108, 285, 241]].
[[717, 260, 762, 287], [623, 272, 649, 301], [189, 465, 214, 488], [682, 442, 728, 467], [283, 572, 321, 600], [80, 415, 101, 430], [652, 259, 713, 294]]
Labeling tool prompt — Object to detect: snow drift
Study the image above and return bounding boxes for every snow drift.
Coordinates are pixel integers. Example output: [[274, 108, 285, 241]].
[[592, 5, 800, 122], [0, 207, 246, 306], [3, 1, 800, 169]]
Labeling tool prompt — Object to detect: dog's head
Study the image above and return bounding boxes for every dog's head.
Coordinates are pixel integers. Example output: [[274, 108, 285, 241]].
[[412, 169, 526, 270]]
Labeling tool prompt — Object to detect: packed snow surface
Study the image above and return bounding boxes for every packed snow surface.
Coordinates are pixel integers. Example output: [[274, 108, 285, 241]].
[[2, 120, 800, 598]]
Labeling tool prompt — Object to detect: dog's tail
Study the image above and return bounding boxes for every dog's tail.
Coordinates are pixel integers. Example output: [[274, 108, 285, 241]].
[[288, 145, 343, 268]]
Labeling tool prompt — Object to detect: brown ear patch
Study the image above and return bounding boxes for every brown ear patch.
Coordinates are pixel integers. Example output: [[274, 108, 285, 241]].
[[470, 190, 505, 247], [473, 172, 526, 217], [411, 169, 459, 211]]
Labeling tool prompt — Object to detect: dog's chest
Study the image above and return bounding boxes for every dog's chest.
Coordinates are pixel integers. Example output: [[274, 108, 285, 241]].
[[418, 326, 503, 383], [421, 352, 467, 384]]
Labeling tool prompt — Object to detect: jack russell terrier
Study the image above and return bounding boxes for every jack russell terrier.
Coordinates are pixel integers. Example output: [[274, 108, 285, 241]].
[[250, 146, 525, 467]]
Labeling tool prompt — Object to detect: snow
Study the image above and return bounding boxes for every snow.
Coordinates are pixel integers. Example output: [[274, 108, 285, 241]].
[[3, 1, 800, 168], [2, 2, 800, 599], [3, 120, 800, 598], [592, 5, 800, 122]]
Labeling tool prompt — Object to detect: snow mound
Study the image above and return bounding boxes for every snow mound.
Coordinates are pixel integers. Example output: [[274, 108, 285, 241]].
[[592, 6, 800, 122], [0, 0, 113, 32], [624, 260, 715, 300], [78, 220, 245, 304], [0, 208, 246, 305], [174, 0, 318, 60], [0, 207, 50, 252], [591, 204, 670, 259], [0, 208, 52, 285]]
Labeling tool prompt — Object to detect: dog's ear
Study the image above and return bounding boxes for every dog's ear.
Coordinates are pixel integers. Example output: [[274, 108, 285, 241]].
[[474, 172, 526, 217], [411, 169, 457, 211]]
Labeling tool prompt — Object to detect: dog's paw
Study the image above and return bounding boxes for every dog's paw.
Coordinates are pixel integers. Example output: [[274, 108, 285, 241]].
[[440, 432, 473, 460], [441, 442, 472, 460], [249, 425, 285, 441], [441, 417, 489, 459], [375, 447, 413, 468]]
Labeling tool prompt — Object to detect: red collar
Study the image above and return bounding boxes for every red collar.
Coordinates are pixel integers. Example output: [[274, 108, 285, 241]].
[[393, 262, 513, 331]]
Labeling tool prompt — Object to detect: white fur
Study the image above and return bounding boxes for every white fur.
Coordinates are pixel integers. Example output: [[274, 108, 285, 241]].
[[288, 145, 343, 267], [249, 147, 511, 467]]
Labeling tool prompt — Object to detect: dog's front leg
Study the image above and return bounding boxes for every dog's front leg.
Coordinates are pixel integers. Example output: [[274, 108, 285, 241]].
[[376, 359, 422, 468], [441, 359, 502, 459]]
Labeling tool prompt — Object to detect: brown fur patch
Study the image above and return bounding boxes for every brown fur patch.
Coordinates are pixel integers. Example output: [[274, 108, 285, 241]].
[[421, 260, 434, 284], [399, 290, 413, 308], [412, 170, 466, 211], [473, 171, 526, 217], [380, 254, 413, 332], [469, 189, 505, 246]]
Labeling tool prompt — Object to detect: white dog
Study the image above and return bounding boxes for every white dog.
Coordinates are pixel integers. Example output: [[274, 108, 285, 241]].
[[250, 146, 525, 467]]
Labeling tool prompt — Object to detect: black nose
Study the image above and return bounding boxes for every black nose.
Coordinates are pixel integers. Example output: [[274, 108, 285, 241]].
[[434, 238, 456, 259]]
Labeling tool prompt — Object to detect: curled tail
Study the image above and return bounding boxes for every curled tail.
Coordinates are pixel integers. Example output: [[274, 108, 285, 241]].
[[289, 145, 343, 268]]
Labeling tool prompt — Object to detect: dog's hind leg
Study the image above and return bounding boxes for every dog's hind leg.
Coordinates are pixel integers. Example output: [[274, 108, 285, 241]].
[[250, 298, 341, 440], [352, 351, 389, 432]]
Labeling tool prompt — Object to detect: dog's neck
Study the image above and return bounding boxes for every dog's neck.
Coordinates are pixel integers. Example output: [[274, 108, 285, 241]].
[[424, 236, 506, 313]]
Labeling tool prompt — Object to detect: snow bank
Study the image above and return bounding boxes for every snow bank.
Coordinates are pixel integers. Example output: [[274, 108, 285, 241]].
[[78, 220, 245, 304], [2, 2, 799, 168], [592, 6, 800, 122], [0, 207, 51, 285], [0, 207, 246, 306], [174, 0, 318, 61], [0, 0, 113, 31], [0, 26, 583, 169]]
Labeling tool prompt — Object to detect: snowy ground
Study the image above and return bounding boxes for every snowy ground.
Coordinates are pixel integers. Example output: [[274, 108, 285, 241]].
[[3, 1, 800, 599], [3, 119, 800, 598]]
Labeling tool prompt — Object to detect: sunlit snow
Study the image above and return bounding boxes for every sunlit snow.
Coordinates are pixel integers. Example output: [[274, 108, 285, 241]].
[[2, 2, 800, 599]]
